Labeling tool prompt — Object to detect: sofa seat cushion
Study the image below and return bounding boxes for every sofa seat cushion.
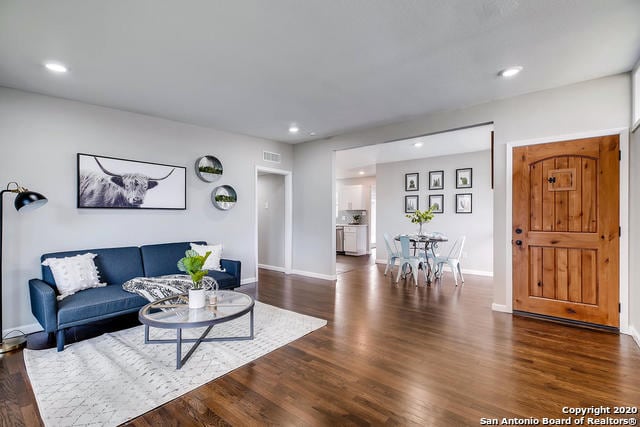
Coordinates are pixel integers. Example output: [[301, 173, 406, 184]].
[[57, 285, 147, 326], [208, 270, 236, 289]]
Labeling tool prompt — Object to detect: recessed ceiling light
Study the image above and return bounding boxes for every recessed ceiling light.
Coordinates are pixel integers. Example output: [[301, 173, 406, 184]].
[[44, 62, 68, 73], [309, 132, 316, 136], [288, 124, 299, 134], [414, 142, 423, 147], [498, 66, 523, 78], [359, 171, 365, 175]]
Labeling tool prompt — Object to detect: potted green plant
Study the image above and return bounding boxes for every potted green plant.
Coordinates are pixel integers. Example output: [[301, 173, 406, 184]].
[[177, 249, 211, 309], [405, 206, 436, 236]]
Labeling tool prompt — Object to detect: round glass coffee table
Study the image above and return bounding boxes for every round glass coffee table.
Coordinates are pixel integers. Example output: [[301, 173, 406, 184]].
[[139, 290, 254, 369]]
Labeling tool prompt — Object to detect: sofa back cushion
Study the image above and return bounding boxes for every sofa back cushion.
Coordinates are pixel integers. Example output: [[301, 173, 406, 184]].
[[41, 246, 144, 288], [140, 241, 206, 277]]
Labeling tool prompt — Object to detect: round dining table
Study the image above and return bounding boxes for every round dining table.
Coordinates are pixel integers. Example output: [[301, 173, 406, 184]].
[[394, 233, 448, 283]]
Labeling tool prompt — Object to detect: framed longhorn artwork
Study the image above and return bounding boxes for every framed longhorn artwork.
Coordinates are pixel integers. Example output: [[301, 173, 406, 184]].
[[77, 153, 187, 209]]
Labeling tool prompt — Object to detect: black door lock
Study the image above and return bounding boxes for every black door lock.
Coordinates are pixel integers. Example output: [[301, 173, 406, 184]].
[[547, 176, 556, 183]]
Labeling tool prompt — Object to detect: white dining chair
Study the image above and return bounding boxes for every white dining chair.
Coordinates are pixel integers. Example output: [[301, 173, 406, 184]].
[[383, 233, 401, 276], [396, 235, 421, 285], [433, 236, 466, 286]]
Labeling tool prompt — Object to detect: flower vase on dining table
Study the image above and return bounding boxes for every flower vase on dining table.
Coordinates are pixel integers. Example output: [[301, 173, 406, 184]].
[[406, 207, 435, 238]]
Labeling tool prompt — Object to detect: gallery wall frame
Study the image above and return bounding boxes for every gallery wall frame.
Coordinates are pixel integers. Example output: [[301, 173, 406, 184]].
[[405, 173, 419, 191], [429, 194, 444, 214], [405, 195, 419, 213], [429, 170, 444, 190], [456, 168, 473, 189], [455, 193, 472, 214], [77, 153, 186, 210]]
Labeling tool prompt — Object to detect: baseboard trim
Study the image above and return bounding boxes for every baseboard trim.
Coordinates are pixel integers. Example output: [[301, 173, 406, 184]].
[[462, 269, 493, 277], [629, 325, 640, 349], [258, 264, 286, 273], [491, 303, 511, 313], [290, 269, 337, 281], [3, 322, 43, 337], [374, 260, 493, 277], [240, 277, 257, 285]]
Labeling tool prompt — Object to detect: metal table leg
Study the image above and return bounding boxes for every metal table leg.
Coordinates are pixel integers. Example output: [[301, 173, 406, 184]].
[[145, 310, 255, 370]]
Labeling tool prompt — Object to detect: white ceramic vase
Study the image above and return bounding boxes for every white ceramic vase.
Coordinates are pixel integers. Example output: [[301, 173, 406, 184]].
[[188, 288, 206, 309]]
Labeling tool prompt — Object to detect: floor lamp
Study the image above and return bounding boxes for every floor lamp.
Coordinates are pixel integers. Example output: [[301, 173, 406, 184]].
[[1, 182, 47, 354]]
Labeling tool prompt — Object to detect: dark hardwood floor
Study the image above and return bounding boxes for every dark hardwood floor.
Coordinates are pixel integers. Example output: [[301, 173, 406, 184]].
[[2, 262, 639, 426], [336, 250, 376, 274]]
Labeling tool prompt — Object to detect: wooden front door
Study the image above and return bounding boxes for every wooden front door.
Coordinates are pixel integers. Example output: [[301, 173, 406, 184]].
[[512, 135, 619, 327]]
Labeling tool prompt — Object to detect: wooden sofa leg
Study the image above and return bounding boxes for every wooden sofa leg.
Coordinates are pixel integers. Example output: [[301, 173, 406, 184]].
[[56, 329, 65, 352]]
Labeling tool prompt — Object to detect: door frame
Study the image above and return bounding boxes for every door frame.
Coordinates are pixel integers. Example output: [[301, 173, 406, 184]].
[[504, 128, 630, 334], [254, 166, 293, 278]]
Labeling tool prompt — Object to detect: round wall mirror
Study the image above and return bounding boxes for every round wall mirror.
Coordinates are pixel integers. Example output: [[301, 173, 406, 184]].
[[195, 156, 223, 182], [211, 185, 237, 210]]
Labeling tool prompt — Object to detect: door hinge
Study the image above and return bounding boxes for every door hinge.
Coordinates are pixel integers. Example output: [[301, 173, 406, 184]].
[[619, 150, 622, 161], [619, 226, 622, 237], [619, 303, 621, 313]]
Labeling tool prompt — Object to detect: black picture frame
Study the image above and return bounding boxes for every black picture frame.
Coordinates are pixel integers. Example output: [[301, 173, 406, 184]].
[[429, 170, 444, 190], [77, 153, 187, 210], [405, 195, 418, 213], [455, 193, 472, 214], [405, 173, 419, 191], [456, 168, 473, 189], [429, 194, 444, 214]]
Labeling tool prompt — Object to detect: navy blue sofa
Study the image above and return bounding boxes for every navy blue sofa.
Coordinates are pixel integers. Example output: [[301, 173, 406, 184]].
[[28, 241, 241, 351]]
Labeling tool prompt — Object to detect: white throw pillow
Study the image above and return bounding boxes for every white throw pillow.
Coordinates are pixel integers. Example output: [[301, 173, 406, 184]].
[[42, 253, 106, 300], [190, 243, 224, 272]]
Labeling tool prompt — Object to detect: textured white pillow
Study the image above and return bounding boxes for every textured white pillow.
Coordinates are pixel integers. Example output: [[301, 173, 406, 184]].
[[190, 243, 224, 271], [42, 253, 106, 300]]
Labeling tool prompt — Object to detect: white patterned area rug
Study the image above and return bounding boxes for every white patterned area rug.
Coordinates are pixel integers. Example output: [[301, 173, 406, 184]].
[[24, 301, 327, 427]]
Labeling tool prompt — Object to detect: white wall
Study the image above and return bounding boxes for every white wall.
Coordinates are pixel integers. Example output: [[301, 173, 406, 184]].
[[257, 173, 285, 268], [292, 74, 630, 310], [0, 87, 292, 331], [376, 150, 493, 274]]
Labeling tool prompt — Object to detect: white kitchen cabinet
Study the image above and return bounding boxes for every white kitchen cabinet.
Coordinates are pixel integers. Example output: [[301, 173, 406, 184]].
[[338, 185, 366, 211], [344, 229, 358, 252], [343, 225, 368, 255]]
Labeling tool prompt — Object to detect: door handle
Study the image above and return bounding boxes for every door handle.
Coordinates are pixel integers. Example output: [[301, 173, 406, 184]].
[[547, 176, 556, 183], [515, 228, 523, 234], [515, 240, 523, 246]]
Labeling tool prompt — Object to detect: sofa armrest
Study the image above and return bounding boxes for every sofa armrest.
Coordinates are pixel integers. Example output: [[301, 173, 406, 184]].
[[220, 259, 241, 288], [29, 279, 58, 332]]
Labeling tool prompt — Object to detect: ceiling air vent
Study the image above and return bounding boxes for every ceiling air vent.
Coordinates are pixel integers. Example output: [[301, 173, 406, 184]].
[[263, 151, 281, 163]]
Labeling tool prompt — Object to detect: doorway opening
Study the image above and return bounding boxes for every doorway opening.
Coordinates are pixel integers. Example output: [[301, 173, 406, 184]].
[[255, 166, 292, 279], [334, 124, 494, 279]]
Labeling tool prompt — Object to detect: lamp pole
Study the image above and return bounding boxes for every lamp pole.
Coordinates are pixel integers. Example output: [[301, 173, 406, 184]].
[[0, 188, 16, 352], [0, 183, 47, 353]]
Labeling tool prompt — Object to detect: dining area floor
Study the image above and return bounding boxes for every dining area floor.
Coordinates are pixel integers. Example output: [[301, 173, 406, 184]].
[[336, 248, 377, 274]]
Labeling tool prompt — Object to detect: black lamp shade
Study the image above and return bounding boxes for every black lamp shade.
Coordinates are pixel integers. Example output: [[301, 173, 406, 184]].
[[14, 191, 47, 212]]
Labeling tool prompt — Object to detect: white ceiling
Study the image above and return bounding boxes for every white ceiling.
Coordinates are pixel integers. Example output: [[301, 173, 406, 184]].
[[0, 1, 639, 143], [335, 124, 493, 179]]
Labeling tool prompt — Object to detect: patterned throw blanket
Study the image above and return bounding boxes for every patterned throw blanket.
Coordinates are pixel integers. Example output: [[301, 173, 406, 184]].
[[122, 274, 218, 302]]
